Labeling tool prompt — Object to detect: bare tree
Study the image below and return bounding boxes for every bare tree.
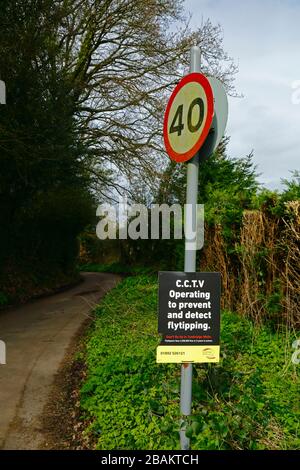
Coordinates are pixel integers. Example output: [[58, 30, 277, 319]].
[[57, 0, 237, 198]]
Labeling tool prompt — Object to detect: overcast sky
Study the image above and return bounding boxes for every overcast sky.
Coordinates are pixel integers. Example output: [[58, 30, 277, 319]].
[[185, 0, 300, 189]]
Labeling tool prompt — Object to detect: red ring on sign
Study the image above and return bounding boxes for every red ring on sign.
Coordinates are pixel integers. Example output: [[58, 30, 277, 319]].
[[163, 73, 214, 163]]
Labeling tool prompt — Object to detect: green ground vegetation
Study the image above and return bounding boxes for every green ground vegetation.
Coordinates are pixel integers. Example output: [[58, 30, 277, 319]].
[[80, 263, 153, 276], [80, 274, 300, 450]]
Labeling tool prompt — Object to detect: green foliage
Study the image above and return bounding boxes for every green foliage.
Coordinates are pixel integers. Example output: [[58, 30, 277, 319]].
[[191, 312, 300, 449], [0, 0, 238, 300], [80, 275, 300, 450], [265, 280, 283, 318], [113, 145, 259, 273], [251, 189, 284, 217], [0, 0, 94, 299], [0, 292, 9, 306], [250, 172, 300, 218], [127, 142, 259, 270], [281, 171, 300, 202], [80, 262, 154, 276], [81, 276, 180, 450], [145, 147, 299, 278], [195, 149, 258, 244], [157, 141, 258, 211]]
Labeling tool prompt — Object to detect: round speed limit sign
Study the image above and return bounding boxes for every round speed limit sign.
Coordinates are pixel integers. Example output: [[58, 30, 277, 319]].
[[163, 73, 214, 163]]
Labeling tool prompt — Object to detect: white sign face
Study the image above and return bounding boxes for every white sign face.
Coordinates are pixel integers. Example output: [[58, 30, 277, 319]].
[[163, 73, 214, 163], [0, 80, 6, 104]]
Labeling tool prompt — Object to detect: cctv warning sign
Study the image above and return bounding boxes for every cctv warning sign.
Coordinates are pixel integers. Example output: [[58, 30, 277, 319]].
[[157, 271, 221, 363]]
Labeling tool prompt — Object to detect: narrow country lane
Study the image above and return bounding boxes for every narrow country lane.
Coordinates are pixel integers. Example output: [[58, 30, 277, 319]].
[[0, 272, 120, 450]]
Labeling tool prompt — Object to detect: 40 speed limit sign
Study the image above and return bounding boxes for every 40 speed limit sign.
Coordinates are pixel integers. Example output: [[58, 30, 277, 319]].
[[163, 73, 214, 163]]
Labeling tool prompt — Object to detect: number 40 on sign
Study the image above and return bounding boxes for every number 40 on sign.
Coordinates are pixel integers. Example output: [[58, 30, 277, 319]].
[[163, 73, 214, 163]]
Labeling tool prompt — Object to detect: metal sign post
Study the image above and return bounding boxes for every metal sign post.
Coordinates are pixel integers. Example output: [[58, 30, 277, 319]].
[[179, 45, 201, 451], [161, 45, 227, 450]]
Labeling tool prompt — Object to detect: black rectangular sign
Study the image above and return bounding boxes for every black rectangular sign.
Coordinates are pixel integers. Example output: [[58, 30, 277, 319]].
[[158, 271, 221, 346]]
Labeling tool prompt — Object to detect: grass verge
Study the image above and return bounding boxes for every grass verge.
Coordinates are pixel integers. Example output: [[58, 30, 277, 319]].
[[80, 275, 300, 450], [80, 262, 154, 276]]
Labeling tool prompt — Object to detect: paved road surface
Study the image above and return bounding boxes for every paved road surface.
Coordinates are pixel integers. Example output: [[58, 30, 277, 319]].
[[0, 272, 120, 449]]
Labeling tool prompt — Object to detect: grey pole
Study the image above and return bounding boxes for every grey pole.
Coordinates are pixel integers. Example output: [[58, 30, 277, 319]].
[[179, 45, 201, 450]]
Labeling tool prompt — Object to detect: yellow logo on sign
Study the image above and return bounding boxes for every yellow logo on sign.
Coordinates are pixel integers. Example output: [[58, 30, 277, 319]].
[[156, 345, 220, 364], [202, 347, 216, 360]]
